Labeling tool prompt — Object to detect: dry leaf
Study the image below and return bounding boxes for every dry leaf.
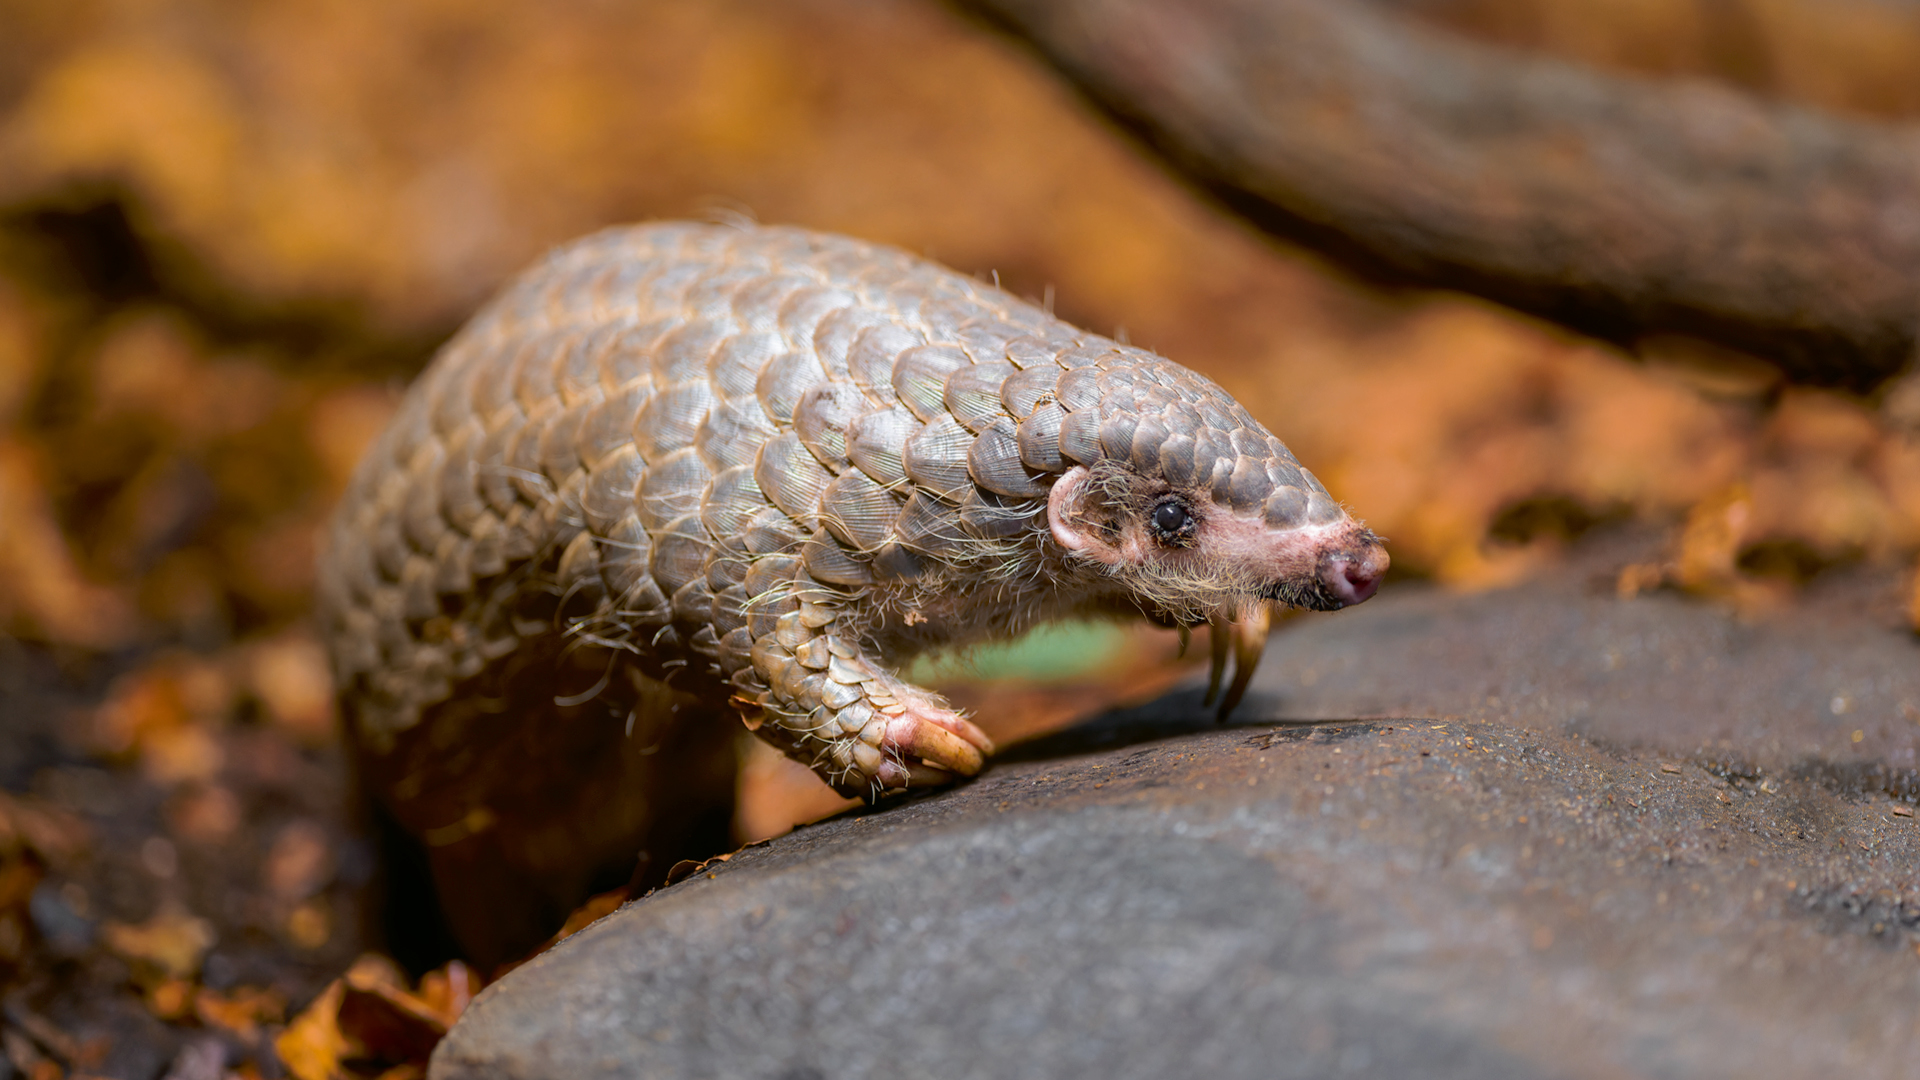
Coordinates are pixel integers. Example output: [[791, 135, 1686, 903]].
[[553, 888, 628, 945], [273, 978, 347, 1080], [144, 977, 194, 1021], [343, 954, 406, 992], [0, 793, 90, 866], [286, 901, 331, 950], [1673, 485, 1751, 595], [193, 985, 287, 1044], [100, 902, 216, 980], [336, 980, 446, 1066], [273, 955, 474, 1079], [0, 441, 135, 650], [89, 667, 191, 760], [413, 961, 477, 1028], [164, 784, 241, 845], [140, 724, 226, 786], [248, 635, 337, 745], [263, 820, 333, 901]]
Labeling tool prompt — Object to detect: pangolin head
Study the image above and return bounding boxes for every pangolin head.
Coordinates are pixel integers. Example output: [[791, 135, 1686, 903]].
[[1042, 355, 1388, 627]]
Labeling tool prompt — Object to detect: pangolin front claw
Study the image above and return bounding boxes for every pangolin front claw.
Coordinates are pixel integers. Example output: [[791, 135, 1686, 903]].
[[887, 704, 991, 771], [1206, 614, 1231, 706], [848, 703, 998, 795], [826, 698, 991, 799], [1204, 605, 1272, 721]]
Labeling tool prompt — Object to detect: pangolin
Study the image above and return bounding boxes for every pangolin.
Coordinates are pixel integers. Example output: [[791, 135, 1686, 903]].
[[317, 222, 1387, 965]]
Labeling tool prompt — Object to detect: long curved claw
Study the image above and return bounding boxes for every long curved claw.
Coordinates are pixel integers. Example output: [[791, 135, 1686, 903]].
[[1216, 604, 1272, 722], [854, 695, 995, 796], [884, 710, 990, 776], [1205, 613, 1231, 706]]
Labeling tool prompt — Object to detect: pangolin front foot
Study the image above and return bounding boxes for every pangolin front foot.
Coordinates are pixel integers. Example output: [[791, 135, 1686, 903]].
[[732, 574, 993, 797], [764, 658, 993, 798], [857, 681, 993, 795], [804, 664, 993, 798]]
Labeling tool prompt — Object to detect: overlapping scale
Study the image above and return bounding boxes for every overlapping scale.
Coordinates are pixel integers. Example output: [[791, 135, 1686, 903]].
[[891, 345, 969, 422], [755, 351, 830, 425], [848, 323, 923, 401], [941, 361, 1014, 434], [819, 471, 902, 552], [847, 408, 918, 488], [1016, 402, 1067, 472], [635, 447, 710, 532], [902, 415, 974, 500], [968, 419, 1050, 499], [754, 432, 834, 526], [632, 381, 714, 462]]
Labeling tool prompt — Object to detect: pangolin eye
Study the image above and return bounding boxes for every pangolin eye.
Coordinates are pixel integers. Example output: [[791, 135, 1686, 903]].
[[1149, 499, 1197, 546]]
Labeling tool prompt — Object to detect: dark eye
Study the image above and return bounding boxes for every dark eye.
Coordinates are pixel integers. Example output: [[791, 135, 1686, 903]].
[[1149, 499, 1197, 546]]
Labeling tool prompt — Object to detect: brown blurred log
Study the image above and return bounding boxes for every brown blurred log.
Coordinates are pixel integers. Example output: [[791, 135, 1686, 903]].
[[955, 0, 1920, 389]]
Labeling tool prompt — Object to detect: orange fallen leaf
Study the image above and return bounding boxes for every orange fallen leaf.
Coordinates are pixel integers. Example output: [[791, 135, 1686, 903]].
[[144, 977, 194, 1021], [248, 634, 337, 745], [88, 666, 192, 760], [1614, 562, 1663, 599], [554, 887, 627, 945], [414, 961, 477, 1028], [0, 792, 91, 866], [665, 853, 730, 887], [140, 723, 226, 785], [286, 900, 331, 950], [193, 985, 287, 1043], [164, 783, 241, 844], [336, 978, 446, 1066], [100, 901, 216, 980], [1909, 556, 1920, 632], [275, 954, 470, 1079], [343, 953, 406, 992], [264, 819, 333, 901], [274, 978, 347, 1080], [0, 440, 135, 650], [1673, 484, 1751, 595]]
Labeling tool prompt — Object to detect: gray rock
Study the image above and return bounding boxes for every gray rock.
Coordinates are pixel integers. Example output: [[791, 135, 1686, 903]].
[[434, 545, 1920, 1080]]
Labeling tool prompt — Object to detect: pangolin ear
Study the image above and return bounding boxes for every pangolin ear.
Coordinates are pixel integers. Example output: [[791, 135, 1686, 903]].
[[1047, 465, 1128, 567]]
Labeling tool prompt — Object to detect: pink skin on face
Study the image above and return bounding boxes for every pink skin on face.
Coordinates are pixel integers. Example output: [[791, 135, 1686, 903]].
[[1047, 466, 1388, 613], [870, 464, 1383, 792], [1202, 511, 1387, 609]]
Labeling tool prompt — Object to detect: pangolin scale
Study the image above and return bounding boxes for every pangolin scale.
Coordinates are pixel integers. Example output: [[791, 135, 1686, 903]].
[[317, 222, 1386, 964]]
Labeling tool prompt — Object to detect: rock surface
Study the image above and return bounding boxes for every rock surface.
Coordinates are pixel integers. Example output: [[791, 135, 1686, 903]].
[[433, 540, 1920, 1080]]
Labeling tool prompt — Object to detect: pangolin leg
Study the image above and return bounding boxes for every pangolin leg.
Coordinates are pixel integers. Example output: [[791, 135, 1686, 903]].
[[786, 656, 992, 799], [736, 576, 992, 798]]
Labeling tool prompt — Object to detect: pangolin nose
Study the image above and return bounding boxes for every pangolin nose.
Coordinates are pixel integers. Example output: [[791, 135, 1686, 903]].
[[1321, 544, 1388, 607]]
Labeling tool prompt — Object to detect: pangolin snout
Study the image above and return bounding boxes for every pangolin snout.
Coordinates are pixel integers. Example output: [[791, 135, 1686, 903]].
[[1318, 535, 1388, 608]]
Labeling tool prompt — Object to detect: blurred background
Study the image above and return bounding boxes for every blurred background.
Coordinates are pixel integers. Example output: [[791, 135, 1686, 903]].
[[2, 0, 1920, 1074]]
